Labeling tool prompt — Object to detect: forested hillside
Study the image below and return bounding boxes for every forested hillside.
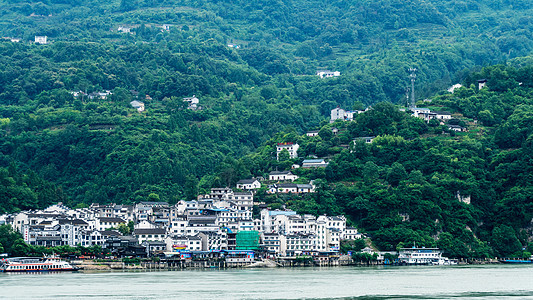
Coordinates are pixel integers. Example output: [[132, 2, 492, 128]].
[[233, 62, 533, 258], [0, 0, 532, 256]]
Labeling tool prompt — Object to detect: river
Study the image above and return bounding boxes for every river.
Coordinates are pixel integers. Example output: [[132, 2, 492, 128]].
[[1, 265, 532, 299]]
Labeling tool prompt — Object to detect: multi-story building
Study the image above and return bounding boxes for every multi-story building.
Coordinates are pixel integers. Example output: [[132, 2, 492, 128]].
[[276, 143, 299, 160]]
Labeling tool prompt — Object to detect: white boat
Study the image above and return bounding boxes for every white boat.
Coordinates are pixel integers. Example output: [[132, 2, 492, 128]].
[[398, 247, 454, 265], [431, 257, 458, 265], [0, 256, 78, 272]]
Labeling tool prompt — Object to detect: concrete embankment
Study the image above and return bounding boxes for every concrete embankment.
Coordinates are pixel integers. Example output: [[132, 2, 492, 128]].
[[71, 260, 143, 270], [244, 259, 280, 268]]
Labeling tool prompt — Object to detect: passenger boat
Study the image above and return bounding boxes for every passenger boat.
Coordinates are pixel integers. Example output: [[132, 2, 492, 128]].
[[398, 247, 455, 265], [0, 256, 78, 272]]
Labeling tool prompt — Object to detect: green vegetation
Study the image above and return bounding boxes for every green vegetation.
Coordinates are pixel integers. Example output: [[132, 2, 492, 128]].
[[246, 63, 533, 259], [0, 0, 532, 258]]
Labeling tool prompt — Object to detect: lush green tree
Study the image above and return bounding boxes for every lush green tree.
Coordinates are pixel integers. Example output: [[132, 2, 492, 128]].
[[490, 225, 522, 257]]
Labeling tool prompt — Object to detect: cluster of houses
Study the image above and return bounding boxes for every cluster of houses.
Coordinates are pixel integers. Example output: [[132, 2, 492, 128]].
[[69, 89, 200, 113], [116, 24, 174, 34], [235, 170, 317, 195], [2, 36, 49, 44], [0, 187, 363, 258], [412, 108, 467, 132], [71, 90, 113, 101], [275, 142, 329, 168], [330, 105, 467, 132]]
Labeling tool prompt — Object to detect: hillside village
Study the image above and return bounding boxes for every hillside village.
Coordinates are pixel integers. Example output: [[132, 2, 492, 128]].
[[0, 103, 476, 261], [0, 186, 362, 261]]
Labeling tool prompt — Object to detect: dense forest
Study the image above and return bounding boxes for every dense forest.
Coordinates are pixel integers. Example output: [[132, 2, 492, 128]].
[[0, 0, 532, 257]]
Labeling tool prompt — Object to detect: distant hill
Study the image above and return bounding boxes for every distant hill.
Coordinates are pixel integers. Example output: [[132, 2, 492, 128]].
[[0, 0, 532, 256]]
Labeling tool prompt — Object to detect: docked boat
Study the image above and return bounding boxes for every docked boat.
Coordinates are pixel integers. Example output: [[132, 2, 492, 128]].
[[499, 256, 533, 264], [398, 247, 455, 265], [0, 256, 79, 272]]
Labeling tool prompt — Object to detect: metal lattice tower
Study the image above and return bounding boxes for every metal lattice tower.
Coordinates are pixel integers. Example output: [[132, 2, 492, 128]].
[[408, 68, 417, 109]]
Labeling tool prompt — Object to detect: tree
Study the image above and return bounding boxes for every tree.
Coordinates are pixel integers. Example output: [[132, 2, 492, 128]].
[[117, 223, 131, 235], [278, 149, 290, 161], [0, 225, 23, 254], [387, 162, 407, 186], [362, 161, 379, 184], [120, 0, 138, 11], [478, 110, 495, 126], [340, 238, 366, 253], [11, 238, 30, 256], [490, 225, 522, 257], [148, 193, 160, 202]]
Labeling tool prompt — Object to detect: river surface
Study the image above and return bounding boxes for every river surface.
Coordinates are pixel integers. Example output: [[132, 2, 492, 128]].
[[1, 265, 532, 299]]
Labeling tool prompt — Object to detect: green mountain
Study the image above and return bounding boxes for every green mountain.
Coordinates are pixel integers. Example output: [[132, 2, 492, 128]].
[[0, 0, 532, 257], [244, 62, 533, 258]]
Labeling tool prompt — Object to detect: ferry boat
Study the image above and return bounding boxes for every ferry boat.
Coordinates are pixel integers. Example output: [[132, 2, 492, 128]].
[[0, 256, 78, 272], [398, 247, 455, 265]]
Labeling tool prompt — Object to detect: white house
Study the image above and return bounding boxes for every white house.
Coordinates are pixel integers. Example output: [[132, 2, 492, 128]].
[[261, 232, 286, 256], [435, 111, 452, 120], [183, 95, 199, 110], [317, 70, 340, 78], [268, 183, 315, 194], [330, 107, 360, 122], [301, 159, 328, 168], [353, 136, 375, 144], [477, 79, 487, 90], [306, 130, 319, 137], [130, 100, 145, 112], [34, 36, 47, 44], [412, 108, 431, 117], [117, 26, 132, 33], [342, 227, 363, 240], [331, 107, 346, 122], [134, 228, 167, 244], [276, 143, 299, 160], [269, 171, 299, 182], [236, 178, 261, 190], [95, 217, 126, 231], [165, 234, 203, 251], [448, 125, 467, 132]]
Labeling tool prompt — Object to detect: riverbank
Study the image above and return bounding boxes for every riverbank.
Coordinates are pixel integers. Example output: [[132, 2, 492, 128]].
[[70, 256, 501, 271]]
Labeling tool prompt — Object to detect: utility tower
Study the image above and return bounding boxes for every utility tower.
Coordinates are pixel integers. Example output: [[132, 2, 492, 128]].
[[405, 87, 410, 108], [408, 68, 417, 110]]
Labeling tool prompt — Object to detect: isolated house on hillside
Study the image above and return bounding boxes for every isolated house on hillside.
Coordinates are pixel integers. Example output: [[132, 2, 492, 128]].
[[306, 130, 319, 137], [183, 95, 199, 110], [477, 79, 487, 90], [34, 36, 47, 44], [117, 26, 132, 33], [130, 100, 145, 112], [353, 136, 375, 144], [317, 70, 340, 78]]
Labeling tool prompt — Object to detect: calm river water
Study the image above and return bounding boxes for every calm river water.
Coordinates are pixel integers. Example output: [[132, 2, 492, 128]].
[[1, 265, 532, 299]]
